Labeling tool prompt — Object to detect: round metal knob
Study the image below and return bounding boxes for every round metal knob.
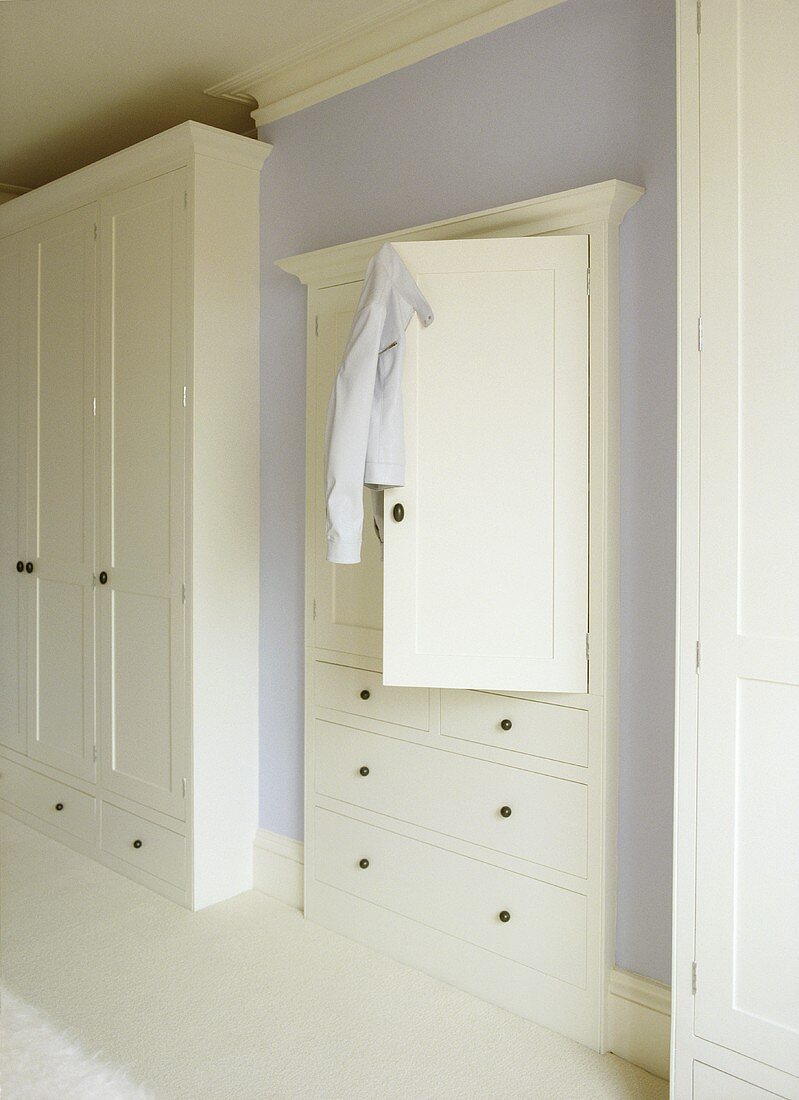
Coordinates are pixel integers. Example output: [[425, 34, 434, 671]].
[[359, 765, 370, 777], [99, 571, 108, 585], [25, 562, 33, 574], [359, 858, 369, 869], [54, 802, 64, 812], [16, 561, 24, 573], [500, 718, 512, 731], [500, 805, 512, 818], [499, 910, 511, 923], [392, 503, 405, 523], [360, 689, 370, 700], [132, 839, 143, 849]]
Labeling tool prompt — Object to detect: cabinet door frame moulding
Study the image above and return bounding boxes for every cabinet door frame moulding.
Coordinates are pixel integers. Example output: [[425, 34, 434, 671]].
[[279, 178, 643, 1051]]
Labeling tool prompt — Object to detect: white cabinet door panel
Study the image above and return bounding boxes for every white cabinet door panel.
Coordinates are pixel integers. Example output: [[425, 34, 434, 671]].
[[25, 207, 97, 781], [98, 171, 187, 819], [694, 1, 799, 1081], [0, 236, 26, 753], [384, 237, 588, 691]]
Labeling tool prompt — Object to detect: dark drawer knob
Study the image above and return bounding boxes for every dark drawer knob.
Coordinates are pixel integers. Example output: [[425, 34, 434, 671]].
[[500, 805, 512, 818], [360, 689, 370, 700], [54, 802, 64, 812], [500, 718, 512, 731], [16, 561, 24, 573], [25, 561, 33, 574], [359, 858, 370, 869], [499, 910, 511, 923], [359, 765, 370, 777], [392, 503, 405, 523], [132, 839, 143, 849], [99, 571, 108, 585]]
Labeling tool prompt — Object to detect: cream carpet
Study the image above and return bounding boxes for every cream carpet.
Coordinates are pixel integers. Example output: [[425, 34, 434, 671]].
[[0, 814, 667, 1100]]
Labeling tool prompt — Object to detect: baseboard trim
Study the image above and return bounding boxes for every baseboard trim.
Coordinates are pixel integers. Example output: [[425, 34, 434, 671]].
[[253, 828, 304, 909], [607, 967, 671, 1081]]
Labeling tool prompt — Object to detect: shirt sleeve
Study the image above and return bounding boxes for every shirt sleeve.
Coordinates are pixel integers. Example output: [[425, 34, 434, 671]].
[[324, 261, 389, 565]]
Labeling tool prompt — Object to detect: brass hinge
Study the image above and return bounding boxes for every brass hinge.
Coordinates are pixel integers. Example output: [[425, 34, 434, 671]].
[[92, 396, 97, 417], [182, 777, 188, 798]]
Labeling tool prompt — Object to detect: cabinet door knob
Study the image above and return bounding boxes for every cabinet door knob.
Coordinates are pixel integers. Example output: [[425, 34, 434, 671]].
[[500, 718, 512, 731], [16, 561, 24, 573], [25, 562, 33, 574], [499, 910, 511, 923], [500, 805, 512, 818], [359, 765, 370, 777], [359, 858, 370, 869], [99, 571, 108, 585], [360, 689, 370, 700], [132, 839, 143, 849], [54, 802, 64, 812], [392, 503, 405, 523]]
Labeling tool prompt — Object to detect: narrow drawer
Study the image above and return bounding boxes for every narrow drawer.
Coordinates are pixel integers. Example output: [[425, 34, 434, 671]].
[[314, 807, 587, 988], [441, 691, 588, 767], [100, 802, 186, 887], [315, 662, 430, 731], [315, 721, 587, 877], [0, 756, 95, 843]]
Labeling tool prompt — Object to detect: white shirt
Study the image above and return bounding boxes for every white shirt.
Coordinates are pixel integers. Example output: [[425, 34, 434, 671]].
[[324, 243, 434, 564]]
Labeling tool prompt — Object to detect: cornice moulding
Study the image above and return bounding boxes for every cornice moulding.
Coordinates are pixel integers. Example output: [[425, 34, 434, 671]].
[[276, 179, 645, 287], [0, 121, 271, 235], [205, 0, 566, 126]]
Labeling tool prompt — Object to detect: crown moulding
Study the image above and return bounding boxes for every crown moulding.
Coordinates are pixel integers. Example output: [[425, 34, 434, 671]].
[[205, 0, 567, 127]]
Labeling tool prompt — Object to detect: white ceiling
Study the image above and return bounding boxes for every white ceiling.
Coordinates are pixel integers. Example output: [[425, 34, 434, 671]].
[[0, 0, 418, 189]]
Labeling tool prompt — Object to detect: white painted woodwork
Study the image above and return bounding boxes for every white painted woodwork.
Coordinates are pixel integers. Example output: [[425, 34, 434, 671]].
[[0, 235, 26, 754], [0, 122, 268, 910], [674, 3, 799, 1096], [24, 206, 97, 783], [97, 170, 187, 820], [384, 238, 588, 692], [284, 181, 641, 1050]]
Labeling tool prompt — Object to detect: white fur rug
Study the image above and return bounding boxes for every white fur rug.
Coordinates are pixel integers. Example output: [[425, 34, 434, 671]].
[[1, 988, 153, 1100]]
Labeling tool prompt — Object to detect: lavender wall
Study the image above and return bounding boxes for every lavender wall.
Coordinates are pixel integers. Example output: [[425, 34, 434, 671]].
[[258, 0, 676, 984]]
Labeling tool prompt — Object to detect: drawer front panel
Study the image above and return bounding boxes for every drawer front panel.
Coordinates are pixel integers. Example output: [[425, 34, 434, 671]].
[[315, 662, 430, 731], [0, 756, 95, 842], [315, 721, 587, 877], [100, 801, 186, 887], [441, 690, 588, 767], [314, 807, 587, 987]]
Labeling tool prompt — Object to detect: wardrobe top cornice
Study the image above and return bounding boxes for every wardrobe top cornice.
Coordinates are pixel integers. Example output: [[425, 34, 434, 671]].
[[0, 121, 272, 237], [276, 179, 644, 287]]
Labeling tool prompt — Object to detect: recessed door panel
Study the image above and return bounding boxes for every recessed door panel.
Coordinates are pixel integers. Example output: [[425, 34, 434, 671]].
[[98, 170, 187, 819]]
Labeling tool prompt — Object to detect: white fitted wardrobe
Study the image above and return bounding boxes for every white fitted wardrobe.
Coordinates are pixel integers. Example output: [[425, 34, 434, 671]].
[[280, 180, 642, 1049], [673, 3, 799, 1096], [0, 122, 269, 909]]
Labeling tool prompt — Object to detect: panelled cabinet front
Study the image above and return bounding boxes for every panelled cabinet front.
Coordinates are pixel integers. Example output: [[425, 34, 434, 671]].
[[285, 180, 642, 1050]]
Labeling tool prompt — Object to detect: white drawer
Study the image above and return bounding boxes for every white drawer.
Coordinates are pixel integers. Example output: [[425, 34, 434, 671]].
[[314, 807, 587, 988], [315, 662, 430, 731], [441, 690, 588, 767], [0, 756, 95, 843], [100, 802, 186, 887], [315, 721, 587, 877]]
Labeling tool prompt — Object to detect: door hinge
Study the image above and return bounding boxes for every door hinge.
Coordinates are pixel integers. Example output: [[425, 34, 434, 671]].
[[184, 190, 188, 209], [182, 777, 188, 798], [696, 0, 701, 34], [315, 315, 319, 338], [691, 961, 697, 994], [695, 640, 701, 673], [586, 268, 591, 296], [182, 385, 187, 408], [697, 316, 703, 352], [92, 396, 97, 417], [585, 633, 590, 661], [93, 744, 97, 763], [313, 598, 317, 621]]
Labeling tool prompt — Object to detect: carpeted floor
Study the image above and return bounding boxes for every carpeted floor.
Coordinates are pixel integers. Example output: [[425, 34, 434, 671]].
[[0, 814, 668, 1100]]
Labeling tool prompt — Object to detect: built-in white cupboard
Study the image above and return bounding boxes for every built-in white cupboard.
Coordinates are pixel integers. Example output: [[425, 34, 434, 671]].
[[0, 122, 269, 909]]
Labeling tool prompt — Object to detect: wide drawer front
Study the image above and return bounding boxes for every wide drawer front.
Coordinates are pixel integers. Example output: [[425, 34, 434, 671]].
[[100, 802, 186, 887], [0, 756, 95, 843], [441, 690, 588, 767], [315, 721, 587, 877], [316, 662, 430, 731], [314, 807, 587, 987]]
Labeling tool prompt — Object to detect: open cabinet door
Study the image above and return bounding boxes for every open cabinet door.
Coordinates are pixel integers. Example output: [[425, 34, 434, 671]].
[[383, 237, 588, 691]]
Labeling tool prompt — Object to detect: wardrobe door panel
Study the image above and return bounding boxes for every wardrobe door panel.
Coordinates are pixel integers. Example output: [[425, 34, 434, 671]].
[[0, 236, 27, 753], [98, 170, 187, 820], [313, 281, 384, 659], [25, 206, 97, 781]]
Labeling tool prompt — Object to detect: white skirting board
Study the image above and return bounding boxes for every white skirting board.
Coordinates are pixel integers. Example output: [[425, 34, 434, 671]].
[[252, 831, 670, 1080]]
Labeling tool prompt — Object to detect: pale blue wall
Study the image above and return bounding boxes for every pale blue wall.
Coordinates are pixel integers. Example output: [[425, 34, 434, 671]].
[[258, 0, 676, 983]]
